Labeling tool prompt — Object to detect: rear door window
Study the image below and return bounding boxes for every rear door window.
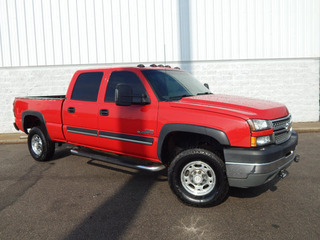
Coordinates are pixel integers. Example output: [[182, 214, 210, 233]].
[[71, 72, 103, 101]]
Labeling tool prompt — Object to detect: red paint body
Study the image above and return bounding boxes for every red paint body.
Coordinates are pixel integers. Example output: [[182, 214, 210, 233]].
[[13, 67, 289, 163]]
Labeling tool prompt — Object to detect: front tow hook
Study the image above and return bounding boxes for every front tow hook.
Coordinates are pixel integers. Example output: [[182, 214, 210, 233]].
[[279, 169, 289, 179]]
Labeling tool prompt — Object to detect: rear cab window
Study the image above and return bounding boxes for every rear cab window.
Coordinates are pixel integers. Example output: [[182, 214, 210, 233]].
[[71, 72, 104, 102]]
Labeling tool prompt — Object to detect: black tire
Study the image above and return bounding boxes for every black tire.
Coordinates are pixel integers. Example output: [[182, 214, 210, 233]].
[[28, 127, 55, 161], [168, 148, 229, 207]]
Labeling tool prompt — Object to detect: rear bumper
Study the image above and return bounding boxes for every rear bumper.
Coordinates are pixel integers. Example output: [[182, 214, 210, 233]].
[[224, 131, 298, 188]]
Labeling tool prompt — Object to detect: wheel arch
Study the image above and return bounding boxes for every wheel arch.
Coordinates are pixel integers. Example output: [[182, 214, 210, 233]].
[[158, 123, 230, 165], [22, 111, 51, 141]]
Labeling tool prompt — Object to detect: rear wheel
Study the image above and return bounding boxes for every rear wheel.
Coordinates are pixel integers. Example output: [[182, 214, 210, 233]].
[[28, 127, 55, 161], [168, 148, 229, 207]]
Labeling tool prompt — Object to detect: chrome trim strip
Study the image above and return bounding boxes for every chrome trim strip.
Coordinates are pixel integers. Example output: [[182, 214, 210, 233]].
[[99, 131, 154, 146], [272, 114, 291, 123], [67, 130, 97, 137], [99, 135, 153, 145], [67, 127, 98, 137], [66, 127, 154, 145]]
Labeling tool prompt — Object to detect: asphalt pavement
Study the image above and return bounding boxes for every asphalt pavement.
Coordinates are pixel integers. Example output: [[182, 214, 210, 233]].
[[0, 132, 319, 240]]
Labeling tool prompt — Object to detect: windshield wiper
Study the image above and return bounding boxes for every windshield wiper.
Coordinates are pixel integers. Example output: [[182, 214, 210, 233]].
[[169, 94, 193, 100], [197, 92, 213, 96]]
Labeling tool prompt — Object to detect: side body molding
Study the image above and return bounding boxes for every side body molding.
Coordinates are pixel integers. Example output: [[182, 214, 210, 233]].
[[157, 123, 230, 161]]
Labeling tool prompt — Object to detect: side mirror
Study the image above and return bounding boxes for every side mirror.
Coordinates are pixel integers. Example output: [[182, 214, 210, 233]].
[[204, 83, 210, 89], [115, 84, 133, 106], [141, 93, 151, 105]]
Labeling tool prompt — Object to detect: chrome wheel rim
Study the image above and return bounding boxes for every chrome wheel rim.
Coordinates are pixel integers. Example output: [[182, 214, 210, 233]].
[[31, 134, 43, 156], [181, 161, 216, 196]]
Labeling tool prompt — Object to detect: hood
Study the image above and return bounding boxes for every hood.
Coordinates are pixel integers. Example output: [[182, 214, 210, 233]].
[[170, 94, 289, 120]]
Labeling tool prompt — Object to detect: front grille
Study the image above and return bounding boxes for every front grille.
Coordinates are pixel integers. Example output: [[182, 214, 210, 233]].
[[272, 115, 292, 144]]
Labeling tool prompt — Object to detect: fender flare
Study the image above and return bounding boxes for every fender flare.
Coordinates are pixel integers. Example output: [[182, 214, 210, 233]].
[[22, 110, 51, 141], [157, 123, 230, 161]]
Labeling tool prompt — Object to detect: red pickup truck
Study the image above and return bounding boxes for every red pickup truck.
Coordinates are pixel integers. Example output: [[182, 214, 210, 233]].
[[13, 65, 299, 207]]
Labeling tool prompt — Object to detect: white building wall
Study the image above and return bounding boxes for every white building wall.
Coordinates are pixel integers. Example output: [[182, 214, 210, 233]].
[[0, 0, 319, 66], [0, 0, 320, 133]]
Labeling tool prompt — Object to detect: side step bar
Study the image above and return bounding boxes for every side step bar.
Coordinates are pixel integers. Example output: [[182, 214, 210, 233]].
[[70, 148, 166, 172]]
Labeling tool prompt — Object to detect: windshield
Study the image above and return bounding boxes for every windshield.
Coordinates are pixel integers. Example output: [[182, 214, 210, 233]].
[[141, 70, 212, 101]]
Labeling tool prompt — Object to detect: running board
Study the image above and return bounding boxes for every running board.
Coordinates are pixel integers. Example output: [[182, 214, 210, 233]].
[[70, 148, 166, 172]]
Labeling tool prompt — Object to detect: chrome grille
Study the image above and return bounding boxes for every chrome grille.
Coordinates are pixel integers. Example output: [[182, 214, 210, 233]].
[[272, 115, 292, 144]]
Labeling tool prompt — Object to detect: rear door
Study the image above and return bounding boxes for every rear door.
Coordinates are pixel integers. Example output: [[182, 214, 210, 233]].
[[62, 71, 105, 147]]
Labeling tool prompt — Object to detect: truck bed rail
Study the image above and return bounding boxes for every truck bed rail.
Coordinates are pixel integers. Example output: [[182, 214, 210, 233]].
[[16, 95, 65, 100]]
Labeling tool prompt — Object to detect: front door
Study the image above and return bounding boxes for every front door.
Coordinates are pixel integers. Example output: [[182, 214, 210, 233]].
[[98, 70, 158, 160]]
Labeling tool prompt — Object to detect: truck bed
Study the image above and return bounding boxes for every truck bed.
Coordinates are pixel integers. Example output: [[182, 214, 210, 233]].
[[14, 96, 66, 142]]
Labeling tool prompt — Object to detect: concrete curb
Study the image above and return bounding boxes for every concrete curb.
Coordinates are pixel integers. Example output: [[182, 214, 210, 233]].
[[1, 122, 319, 144], [0, 133, 28, 144], [292, 122, 320, 133]]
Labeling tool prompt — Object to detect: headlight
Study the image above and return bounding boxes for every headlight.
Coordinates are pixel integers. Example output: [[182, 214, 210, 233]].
[[248, 119, 274, 147], [247, 119, 272, 131]]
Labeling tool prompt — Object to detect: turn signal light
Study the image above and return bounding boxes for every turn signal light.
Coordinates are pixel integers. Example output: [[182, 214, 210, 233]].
[[251, 137, 257, 147]]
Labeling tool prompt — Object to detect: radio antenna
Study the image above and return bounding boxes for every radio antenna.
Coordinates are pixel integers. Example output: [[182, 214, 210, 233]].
[[164, 44, 166, 68]]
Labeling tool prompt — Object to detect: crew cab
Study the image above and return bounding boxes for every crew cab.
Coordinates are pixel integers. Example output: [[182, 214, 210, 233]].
[[13, 65, 299, 207]]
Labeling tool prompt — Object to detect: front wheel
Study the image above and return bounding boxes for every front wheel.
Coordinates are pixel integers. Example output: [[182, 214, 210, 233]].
[[168, 148, 229, 207], [28, 127, 55, 161]]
